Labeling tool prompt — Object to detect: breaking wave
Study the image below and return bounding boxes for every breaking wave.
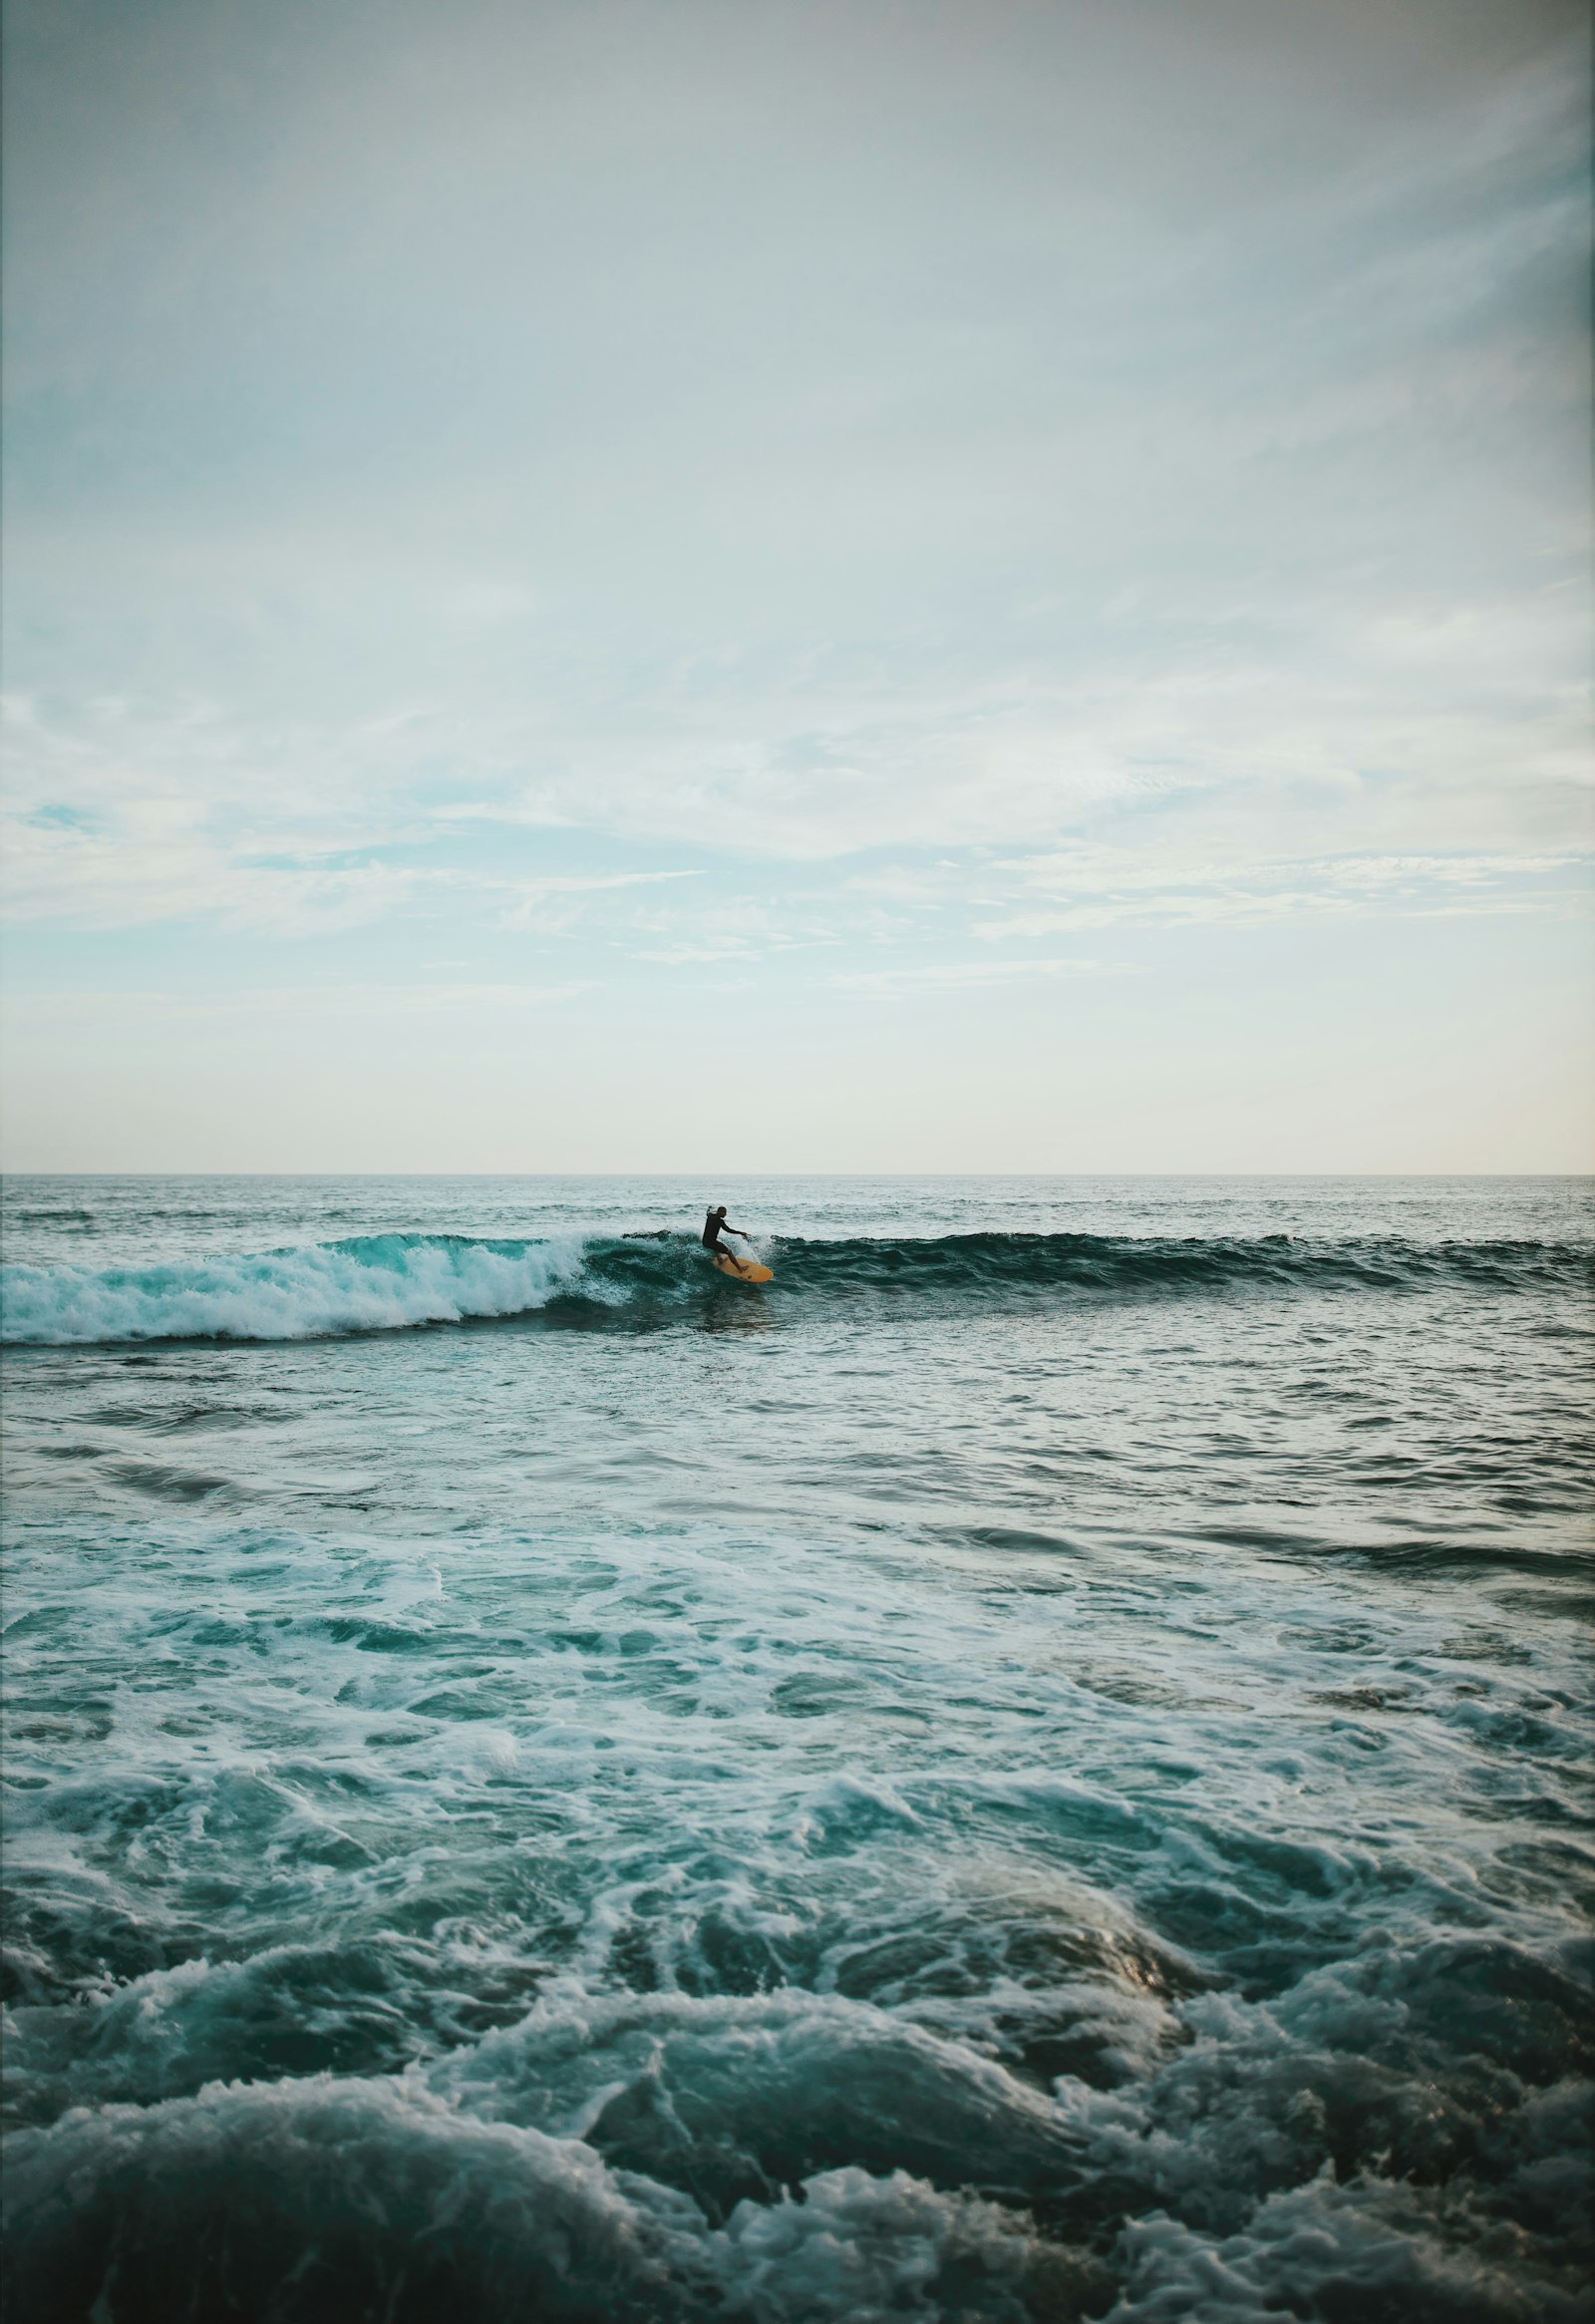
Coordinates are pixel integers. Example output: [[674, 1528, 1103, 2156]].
[[2, 1229, 1589, 1346], [0, 1232, 593, 1345], [7, 1957, 1590, 2322]]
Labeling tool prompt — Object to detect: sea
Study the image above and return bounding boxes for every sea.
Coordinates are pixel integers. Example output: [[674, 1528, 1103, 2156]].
[[1, 1174, 1591, 2324]]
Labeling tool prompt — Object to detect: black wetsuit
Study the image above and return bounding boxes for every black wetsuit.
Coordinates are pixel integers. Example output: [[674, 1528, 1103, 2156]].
[[702, 1211, 735, 1254]]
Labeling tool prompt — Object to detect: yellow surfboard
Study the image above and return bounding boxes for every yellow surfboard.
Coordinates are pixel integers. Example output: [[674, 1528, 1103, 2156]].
[[711, 1251, 774, 1284]]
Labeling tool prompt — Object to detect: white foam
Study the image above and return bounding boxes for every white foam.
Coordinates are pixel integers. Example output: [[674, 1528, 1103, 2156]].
[[0, 1235, 593, 1344], [1109, 2169, 1585, 2323], [4, 2070, 1101, 2321]]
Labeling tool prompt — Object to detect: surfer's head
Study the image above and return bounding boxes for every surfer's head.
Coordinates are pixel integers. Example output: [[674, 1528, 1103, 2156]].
[[714, 1205, 727, 1218]]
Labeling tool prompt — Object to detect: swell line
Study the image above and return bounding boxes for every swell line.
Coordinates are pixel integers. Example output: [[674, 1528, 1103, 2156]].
[[2, 1230, 1589, 1347]]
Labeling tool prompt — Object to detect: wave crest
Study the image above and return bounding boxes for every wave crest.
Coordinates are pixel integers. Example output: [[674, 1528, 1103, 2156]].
[[0, 1233, 591, 1347], [2, 1229, 1587, 1346]]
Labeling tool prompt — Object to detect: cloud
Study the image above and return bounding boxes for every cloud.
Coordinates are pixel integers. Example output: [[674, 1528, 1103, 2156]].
[[831, 957, 1112, 994], [4, 2, 1586, 880], [1, 0, 1588, 1165], [1, 980, 593, 1024], [974, 844, 1595, 934]]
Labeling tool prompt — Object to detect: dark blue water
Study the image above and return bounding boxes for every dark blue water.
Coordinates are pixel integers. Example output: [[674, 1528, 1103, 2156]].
[[3, 1176, 1591, 2322]]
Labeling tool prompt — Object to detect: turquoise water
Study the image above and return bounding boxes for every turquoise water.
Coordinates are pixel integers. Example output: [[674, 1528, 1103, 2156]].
[[2, 1176, 1591, 2322]]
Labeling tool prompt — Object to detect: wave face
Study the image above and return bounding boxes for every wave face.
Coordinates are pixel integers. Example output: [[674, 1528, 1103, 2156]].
[[757, 1229, 1590, 1299], [3, 1228, 1589, 1345]]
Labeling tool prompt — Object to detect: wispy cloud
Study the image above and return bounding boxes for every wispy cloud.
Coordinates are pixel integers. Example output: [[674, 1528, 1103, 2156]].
[[1, 980, 593, 1024], [977, 845, 1594, 934], [2, 0, 1587, 1165], [831, 956, 1112, 993]]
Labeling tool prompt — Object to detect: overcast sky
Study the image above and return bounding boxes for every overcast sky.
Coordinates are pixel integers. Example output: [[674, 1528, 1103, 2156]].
[[2, 0, 1589, 1171]]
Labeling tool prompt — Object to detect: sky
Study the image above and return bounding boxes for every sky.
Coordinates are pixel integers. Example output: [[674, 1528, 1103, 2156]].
[[2, 0, 1590, 1173]]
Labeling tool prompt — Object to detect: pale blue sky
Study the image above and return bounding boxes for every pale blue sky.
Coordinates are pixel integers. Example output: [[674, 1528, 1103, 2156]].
[[3, 0, 1590, 1170]]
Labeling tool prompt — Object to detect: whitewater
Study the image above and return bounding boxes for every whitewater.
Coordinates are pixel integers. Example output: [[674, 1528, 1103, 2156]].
[[2, 1174, 1591, 2324]]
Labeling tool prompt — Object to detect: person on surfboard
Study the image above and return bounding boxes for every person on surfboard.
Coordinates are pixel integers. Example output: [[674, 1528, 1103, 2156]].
[[702, 1204, 750, 1263]]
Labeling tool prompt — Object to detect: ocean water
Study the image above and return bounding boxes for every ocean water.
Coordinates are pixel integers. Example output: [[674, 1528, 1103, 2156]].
[[2, 1174, 1591, 2324]]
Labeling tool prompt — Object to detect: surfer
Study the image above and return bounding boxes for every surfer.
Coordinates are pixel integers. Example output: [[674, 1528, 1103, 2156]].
[[702, 1204, 749, 1262]]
